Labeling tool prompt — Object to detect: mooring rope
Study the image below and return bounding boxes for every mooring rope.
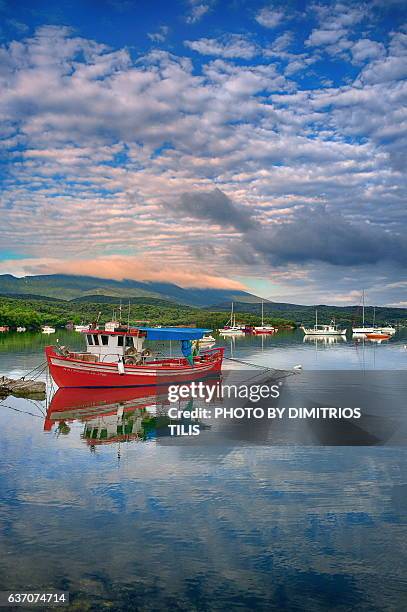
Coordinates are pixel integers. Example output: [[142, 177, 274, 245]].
[[0, 402, 44, 419], [20, 360, 48, 380], [224, 356, 296, 376], [2, 364, 48, 390]]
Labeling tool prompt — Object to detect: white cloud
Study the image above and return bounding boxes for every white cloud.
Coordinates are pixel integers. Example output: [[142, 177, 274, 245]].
[[185, 34, 258, 59], [310, 2, 366, 30], [351, 39, 385, 63], [255, 6, 285, 29], [147, 26, 169, 43], [271, 32, 294, 52], [357, 31, 407, 83], [186, 1, 212, 24], [306, 28, 347, 47], [0, 24, 406, 299]]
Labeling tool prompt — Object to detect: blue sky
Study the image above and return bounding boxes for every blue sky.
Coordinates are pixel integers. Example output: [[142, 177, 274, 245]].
[[0, 0, 406, 305]]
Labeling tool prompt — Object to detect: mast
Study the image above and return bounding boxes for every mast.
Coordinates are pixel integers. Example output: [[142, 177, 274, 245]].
[[362, 290, 365, 327], [315, 308, 318, 329], [231, 301, 234, 327], [261, 300, 264, 326]]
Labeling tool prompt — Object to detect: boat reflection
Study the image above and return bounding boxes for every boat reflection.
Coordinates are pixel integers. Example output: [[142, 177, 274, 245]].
[[45, 385, 211, 447], [303, 334, 347, 345]]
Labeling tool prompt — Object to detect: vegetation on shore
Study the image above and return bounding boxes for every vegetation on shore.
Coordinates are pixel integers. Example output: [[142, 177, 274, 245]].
[[1, 293, 405, 332], [0, 295, 296, 331]]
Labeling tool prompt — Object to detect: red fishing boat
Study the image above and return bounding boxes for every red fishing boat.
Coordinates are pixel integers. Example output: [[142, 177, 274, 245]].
[[45, 326, 224, 388]]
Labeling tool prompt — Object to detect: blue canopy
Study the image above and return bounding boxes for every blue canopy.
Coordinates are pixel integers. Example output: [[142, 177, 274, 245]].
[[138, 327, 212, 341]]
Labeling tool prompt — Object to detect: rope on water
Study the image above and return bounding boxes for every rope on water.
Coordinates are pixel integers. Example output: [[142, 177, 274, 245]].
[[224, 356, 297, 380], [0, 401, 44, 419]]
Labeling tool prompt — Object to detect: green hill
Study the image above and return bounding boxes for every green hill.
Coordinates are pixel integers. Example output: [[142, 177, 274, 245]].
[[0, 274, 259, 306]]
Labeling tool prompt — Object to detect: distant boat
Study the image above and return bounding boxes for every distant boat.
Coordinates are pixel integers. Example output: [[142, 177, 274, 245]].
[[218, 303, 244, 335], [0, 325, 10, 333], [16, 326, 26, 332], [377, 325, 396, 335], [198, 334, 216, 345], [301, 310, 346, 336], [353, 296, 397, 335], [254, 301, 275, 334], [74, 324, 90, 332], [42, 325, 56, 334], [352, 292, 377, 334]]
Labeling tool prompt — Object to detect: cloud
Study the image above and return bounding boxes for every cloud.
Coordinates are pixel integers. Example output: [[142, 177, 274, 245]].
[[255, 6, 285, 29], [244, 207, 407, 267], [176, 189, 255, 232], [310, 2, 366, 30], [356, 31, 407, 83], [305, 2, 368, 56], [271, 32, 294, 52], [0, 256, 246, 290], [186, 1, 212, 24], [147, 26, 169, 43], [306, 28, 347, 47], [185, 34, 258, 59], [351, 38, 385, 63], [0, 23, 406, 302], [176, 193, 407, 268]]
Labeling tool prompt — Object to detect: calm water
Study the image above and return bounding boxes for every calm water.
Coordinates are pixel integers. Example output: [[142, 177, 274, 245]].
[[0, 330, 406, 611]]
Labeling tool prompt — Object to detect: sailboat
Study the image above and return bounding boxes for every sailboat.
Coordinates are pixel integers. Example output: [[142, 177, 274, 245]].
[[254, 301, 275, 334], [218, 302, 244, 335], [301, 310, 346, 336], [352, 292, 395, 334]]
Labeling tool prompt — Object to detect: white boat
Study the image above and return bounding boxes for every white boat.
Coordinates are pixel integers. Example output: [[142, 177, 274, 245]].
[[254, 301, 275, 334], [199, 334, 216, 344], [218, 302, 244, 335], [301, 310, 346, 336], [16, 326, 26, 332], [42, 325, 56, 334], [74, 324, 90, 332], [352, 326, 376, 334], [353, 296, 396, 335], [377, 325, 396, 335]]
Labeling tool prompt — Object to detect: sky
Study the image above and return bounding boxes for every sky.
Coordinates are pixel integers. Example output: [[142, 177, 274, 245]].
[[0, 0, 406, 306]]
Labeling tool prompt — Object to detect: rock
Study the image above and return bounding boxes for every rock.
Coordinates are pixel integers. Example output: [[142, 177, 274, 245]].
[[0, 376, 46, 399]]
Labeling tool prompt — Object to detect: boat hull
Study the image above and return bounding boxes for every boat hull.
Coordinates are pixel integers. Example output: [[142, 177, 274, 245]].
[[46, 346, 224, 388], [366, 333, 390, 340]]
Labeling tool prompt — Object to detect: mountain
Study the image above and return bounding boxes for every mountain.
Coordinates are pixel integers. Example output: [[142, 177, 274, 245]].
[[211, 300, 407, 325], [0, 274, 260, 307], [0, 275, 405, 325]]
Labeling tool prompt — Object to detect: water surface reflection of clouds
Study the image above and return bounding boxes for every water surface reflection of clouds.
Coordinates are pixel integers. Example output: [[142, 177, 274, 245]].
[[0, 332, 406, 609]]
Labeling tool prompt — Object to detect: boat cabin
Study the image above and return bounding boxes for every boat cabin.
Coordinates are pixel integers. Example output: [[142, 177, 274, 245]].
[[84, 329, 146, 363]]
